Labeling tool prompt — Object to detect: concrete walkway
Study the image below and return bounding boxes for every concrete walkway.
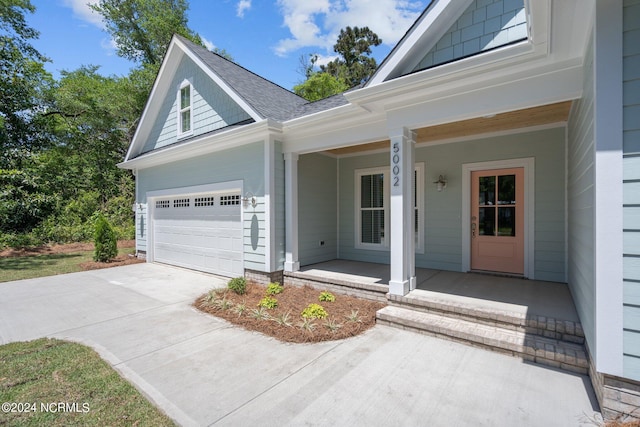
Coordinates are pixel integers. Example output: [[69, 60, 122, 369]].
[[0, 264, 599, 426]]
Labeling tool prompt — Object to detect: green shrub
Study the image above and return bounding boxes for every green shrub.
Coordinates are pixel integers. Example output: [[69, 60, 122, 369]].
[[301, 303, 328, 319], [318, 291, 335, 302], [266, 282, 284, 295], [227, 277, 247, 295], [93, 213, 117, 262], [258, 296, 278, 309]]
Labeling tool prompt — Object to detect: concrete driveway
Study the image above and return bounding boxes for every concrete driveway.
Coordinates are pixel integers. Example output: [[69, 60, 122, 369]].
[[0, 263, 599, 426]]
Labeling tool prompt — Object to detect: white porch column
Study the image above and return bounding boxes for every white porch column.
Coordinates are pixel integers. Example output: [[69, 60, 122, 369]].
[[388, 127, 416, 296], [284, 152, 300, 272]]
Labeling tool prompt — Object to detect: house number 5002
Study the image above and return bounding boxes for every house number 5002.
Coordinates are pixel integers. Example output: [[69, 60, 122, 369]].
[[392, 142, 400, 187]]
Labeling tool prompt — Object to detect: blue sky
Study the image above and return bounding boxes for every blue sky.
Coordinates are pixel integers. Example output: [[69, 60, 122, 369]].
[[27, 0, 428, 91]]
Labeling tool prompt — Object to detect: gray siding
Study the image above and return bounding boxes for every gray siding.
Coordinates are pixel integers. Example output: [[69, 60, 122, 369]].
[[338, 127, 566, 280], [414, 0, 527, 71], [567, 34, 595, 358], [623, 0, 640, 379], [298, 153, 338, 266], [141, 57, 251, 154], [136, 142, 267, 272]]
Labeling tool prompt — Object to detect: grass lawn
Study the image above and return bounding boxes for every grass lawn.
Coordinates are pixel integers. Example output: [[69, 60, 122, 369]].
[[0, 247, 136, 283], [0, 338, 175, 426]]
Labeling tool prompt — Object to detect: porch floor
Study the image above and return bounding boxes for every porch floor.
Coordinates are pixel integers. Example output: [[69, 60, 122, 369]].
[[297, 260, 579, 322]]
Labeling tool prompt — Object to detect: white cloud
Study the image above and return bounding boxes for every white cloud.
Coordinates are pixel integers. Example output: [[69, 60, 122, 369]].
[[274, 0, 425, 57], [236, 0, 252, 18], [62, 0, 104, 28], [201, 36, 215, 51]]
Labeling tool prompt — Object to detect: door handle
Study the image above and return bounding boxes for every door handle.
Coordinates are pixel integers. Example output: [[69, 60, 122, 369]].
[[471, 222, 476, 238]]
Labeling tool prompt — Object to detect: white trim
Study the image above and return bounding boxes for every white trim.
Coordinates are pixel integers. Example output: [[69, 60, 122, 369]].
[[461, 158, 535, 278], [593, 0, 623, 377], [145, 180, 244, 267], [119, 119, 281, 170], [284, 153, 299, 272], [355, 166, 390, 251], [177, 79, 193, 138], [264, 137, 275, 272], [354, 163, 425, 253]]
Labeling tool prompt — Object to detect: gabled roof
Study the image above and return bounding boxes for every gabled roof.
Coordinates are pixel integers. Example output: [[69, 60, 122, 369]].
[[176, 35, 308, 121], [367, 0, 475, 86]]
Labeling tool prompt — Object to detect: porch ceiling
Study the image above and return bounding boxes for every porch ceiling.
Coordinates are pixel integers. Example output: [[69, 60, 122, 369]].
[[325, 101, 572, 156]]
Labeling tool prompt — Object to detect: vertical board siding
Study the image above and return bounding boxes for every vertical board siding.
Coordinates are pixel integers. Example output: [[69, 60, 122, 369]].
[[567, 33, 596, 357], [137, 142, 266, 272], [141, 56, 251, 154], [624, 0, 640, 379], [337, 127, 566, 279], [298, 153, 338, 266], [414, 0, 527, 71]]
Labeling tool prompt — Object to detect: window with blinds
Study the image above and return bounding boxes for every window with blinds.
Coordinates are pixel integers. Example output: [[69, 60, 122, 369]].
[[360, 173, 385, 244]]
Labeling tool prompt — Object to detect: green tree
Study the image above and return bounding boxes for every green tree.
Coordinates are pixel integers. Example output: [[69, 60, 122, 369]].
[[0, 0, 53, 168], [93, 213, 118, 262], [321, 26, 382, 88], [45, 66, 137, 205], [91, 0, 203, 67], [293, 72, 349, 102]]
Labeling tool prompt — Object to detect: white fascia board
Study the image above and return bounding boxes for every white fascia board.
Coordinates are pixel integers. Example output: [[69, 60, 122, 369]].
[[368, 0, 472, 86], [174, 38, 262, 123], [281, 103, 389, 154], [118, 119, 281, 170], [385, 58, 583, 131], [125, 40, 182, 161]]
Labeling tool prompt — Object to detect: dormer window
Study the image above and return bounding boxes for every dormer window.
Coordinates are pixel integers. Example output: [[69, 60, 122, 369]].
[[178, 82, 192, 136]]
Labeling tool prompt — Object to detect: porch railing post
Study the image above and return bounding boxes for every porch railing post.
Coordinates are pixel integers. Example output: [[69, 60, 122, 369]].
[[388, 127, 416, 296], [284, 152, 300, 272]]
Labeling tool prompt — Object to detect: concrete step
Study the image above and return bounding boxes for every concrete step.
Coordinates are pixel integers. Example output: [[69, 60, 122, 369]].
[[388, 292, 585, 345], [376, 305, 589, 375]]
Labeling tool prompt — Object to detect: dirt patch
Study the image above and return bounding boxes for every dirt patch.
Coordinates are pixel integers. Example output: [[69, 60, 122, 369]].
[[79, 253, 144, 271], [195, 282, 385, 343], [0, 240, 136, 258]]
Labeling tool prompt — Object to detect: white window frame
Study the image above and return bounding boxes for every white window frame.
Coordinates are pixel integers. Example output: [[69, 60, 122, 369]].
[[355, 163, 424, 252], [177, 80, 193, 138]]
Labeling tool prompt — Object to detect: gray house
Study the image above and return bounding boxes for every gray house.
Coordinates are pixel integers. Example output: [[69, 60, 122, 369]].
[[119, 0, 640, 419]]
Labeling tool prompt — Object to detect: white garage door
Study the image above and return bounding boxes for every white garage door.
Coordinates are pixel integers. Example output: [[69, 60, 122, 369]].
[[152, 192, 243, 277]]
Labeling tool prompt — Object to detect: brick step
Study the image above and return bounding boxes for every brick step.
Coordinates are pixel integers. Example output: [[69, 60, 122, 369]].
[[376, 305, 588, 374], [388, 292, 585, 345]]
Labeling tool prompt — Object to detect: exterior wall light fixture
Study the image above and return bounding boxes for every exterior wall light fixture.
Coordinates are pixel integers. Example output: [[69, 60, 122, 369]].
[[434, 175, 447, 192], [243, 192, 257, 208]]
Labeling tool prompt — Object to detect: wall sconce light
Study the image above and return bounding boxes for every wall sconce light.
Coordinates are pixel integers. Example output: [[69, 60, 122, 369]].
[[243, 192, 257, 209], [434, 175, 448, 192]]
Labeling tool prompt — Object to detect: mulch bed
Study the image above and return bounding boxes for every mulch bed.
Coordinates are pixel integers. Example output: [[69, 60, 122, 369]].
[[194, 282, 385, 343], [0, 240, 136, 258]]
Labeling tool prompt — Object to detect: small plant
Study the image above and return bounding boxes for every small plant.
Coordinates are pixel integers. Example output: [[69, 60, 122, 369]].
[[346, 309, 362, 323], [273, 311, 293, 327], [258, 296, 278, 309], [323, 317, 342, 332], [318, 291, 335, 302], [266, 282, 284, 295], [214, 296, 233, 310], [227, 277, 246, 295], [301, 303, 328, 319], [250, 307, 271, 320], [233, 301, 247, 317], [93, 213, 118, 262], [205, 288, 226, 303], [299, 317, 317, 332]]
